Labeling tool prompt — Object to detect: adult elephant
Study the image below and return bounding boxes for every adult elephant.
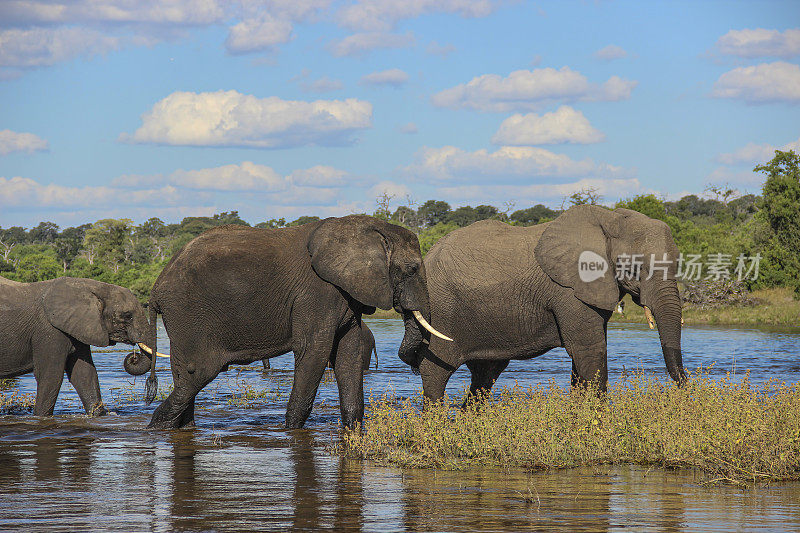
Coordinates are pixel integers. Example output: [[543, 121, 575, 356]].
[[399, 205, 686, 403], [0, 276, 157, 416], [143, 216, 446, 429]]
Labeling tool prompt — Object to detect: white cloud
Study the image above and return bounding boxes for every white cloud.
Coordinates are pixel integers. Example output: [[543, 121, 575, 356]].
[[336, 0, 498, 32], [0, 129, 49, 155], [0, 27, 119, 69], [594, 44, 627, 61], [327, 31, 414, 57], [437, 178, 644, 204], [712, 61, 800, 104], [0, 0, 227, 26], [369, 180, 411, 199], [398, 122, 418, 134], [491, 106, 605, 145], [431, 67, 638, 112], [404, 145, 631, 182], [122, 90, 372, 148], [0, 176, 190, 208], [113, 161, 349, 192], [716, 136, 800, 165], [359, 68, 409, 87], [715, 28, 800, 58], [289, 165, 348, 187], [225, 13, 293, 54]]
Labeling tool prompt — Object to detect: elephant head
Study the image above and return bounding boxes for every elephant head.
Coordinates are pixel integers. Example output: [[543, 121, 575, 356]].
[[42, 278, 150, 349], [307, 215, 449, 340], [534, 205, 686, 383]]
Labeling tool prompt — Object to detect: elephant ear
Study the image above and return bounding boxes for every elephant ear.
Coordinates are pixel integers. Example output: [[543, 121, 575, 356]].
[[534, 205, 620, 311], [42, 279, 110, 347], [308, 217, 393, 310]]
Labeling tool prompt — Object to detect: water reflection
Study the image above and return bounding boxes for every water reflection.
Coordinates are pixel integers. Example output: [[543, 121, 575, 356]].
[[1, 319, 800, 531]]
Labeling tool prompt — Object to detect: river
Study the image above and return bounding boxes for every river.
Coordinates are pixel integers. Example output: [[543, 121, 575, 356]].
[[1, 319, 799, 531]]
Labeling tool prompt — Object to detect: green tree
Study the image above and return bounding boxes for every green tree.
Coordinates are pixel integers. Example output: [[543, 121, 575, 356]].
[[83, 219, 133, 273], [255, 218, 287, 229], [54, 225, 89, 272], [16, 252, 61, 282], [417, 200, 451, 227], [753, 150, 800, 295], [510, 204, 558, 226], [287, 216, 321, 227], [418, 222, 459, 256], [615, 194, 667, 221]]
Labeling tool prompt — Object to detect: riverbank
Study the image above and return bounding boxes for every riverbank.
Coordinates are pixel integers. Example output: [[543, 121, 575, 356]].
[[368, 288, 800, 329], [340, 372, 800, 483], [611, 288, 800, 329]]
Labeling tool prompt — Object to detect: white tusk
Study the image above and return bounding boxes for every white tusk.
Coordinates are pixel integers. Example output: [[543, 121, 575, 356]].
[[138, 342, 170, 358], [412, 310, 453, 342], [643, 307, 655, 330]]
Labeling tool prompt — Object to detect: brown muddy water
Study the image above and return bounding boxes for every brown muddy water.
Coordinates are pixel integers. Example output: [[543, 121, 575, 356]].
[[2, 318, 800, 531]]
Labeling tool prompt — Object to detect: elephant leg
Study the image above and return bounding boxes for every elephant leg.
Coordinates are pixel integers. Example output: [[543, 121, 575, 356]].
[[462, 359, 509, 408], [333, 324, 365, 429], [149, 351, 215, 429], [554, 299, 609, 393], [261, 358, 271, 372], [65, 345, 106, 417], [418, 346, 456, 404], [33, 353, 66, 416], [148, 381, 201, 429], [285, 331, 335, 429]]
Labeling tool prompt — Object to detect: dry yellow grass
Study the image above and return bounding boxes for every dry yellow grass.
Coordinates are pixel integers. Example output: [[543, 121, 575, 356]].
[[340, 371, 800, 483]]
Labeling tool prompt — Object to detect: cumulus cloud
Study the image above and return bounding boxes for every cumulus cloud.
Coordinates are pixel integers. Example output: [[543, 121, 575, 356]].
[[0, 129, 49, 155], [404, 145, 631, 182], [431, 67, 638, 112], [121, 90, 372, 148], [327, 31, 413, 57], [0, 176, 190, 208], [437, 178, 644, 204], [491, 106, 605, 145], [113, 161, 349, 192], [715, 28, 800, 58], [336, 0, 498, 32], [0, 0, 226, 26], [359, 68, 409, 87], [225, 13, 293, 54], [712, 61, 800, 104], [716, 136, 800, 165], [0, 27, 119, 71], [594, 44, 627, 61], [369, 180, 411, 199]]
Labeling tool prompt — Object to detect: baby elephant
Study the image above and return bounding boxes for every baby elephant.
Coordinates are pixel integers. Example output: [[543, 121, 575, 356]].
[[0, 276, 153, 417]]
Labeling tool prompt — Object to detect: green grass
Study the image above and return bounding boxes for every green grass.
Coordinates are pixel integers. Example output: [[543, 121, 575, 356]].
[[340, 370, 800, 484], [611, 288, 800, 329]]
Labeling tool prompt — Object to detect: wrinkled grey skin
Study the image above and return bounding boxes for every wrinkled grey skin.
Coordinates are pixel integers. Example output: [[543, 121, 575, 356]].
[[0, 276, 151, 416], [145, 215, 428, 430], [262, 320, 376, 372], [399, 205, 686, 403]]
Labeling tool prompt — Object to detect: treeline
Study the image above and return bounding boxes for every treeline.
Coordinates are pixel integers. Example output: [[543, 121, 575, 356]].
[[2, 151, 798, 300]]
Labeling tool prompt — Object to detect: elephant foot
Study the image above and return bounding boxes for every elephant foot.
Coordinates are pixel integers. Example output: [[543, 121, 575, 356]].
[[87, 402, 107, 417], [147, 397, 195, 429]]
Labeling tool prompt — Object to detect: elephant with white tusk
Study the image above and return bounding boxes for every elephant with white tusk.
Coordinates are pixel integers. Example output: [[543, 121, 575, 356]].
[[399, 205, 687, 404], [0, 276, 154, 417], [143, 215, 442, 430]]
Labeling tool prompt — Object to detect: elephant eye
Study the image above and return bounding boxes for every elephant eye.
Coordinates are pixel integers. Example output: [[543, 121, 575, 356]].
[[408, 264, 419, 274]]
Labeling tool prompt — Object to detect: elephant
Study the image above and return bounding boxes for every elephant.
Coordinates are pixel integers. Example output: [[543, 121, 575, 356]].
[[142, 215, 446, 429], [399, 205, 686, 403], [0, 276, 156, 416]]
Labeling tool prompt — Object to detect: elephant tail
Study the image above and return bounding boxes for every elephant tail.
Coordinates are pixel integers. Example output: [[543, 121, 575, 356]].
[[144, 300, 159, 405]]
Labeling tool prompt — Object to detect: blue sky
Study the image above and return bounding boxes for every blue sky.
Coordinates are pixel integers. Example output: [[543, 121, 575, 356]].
[[0, 0, 798, 228]]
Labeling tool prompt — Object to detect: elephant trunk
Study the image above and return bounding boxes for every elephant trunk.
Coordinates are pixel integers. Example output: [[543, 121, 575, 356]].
[[645, 279, 687, 384]]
